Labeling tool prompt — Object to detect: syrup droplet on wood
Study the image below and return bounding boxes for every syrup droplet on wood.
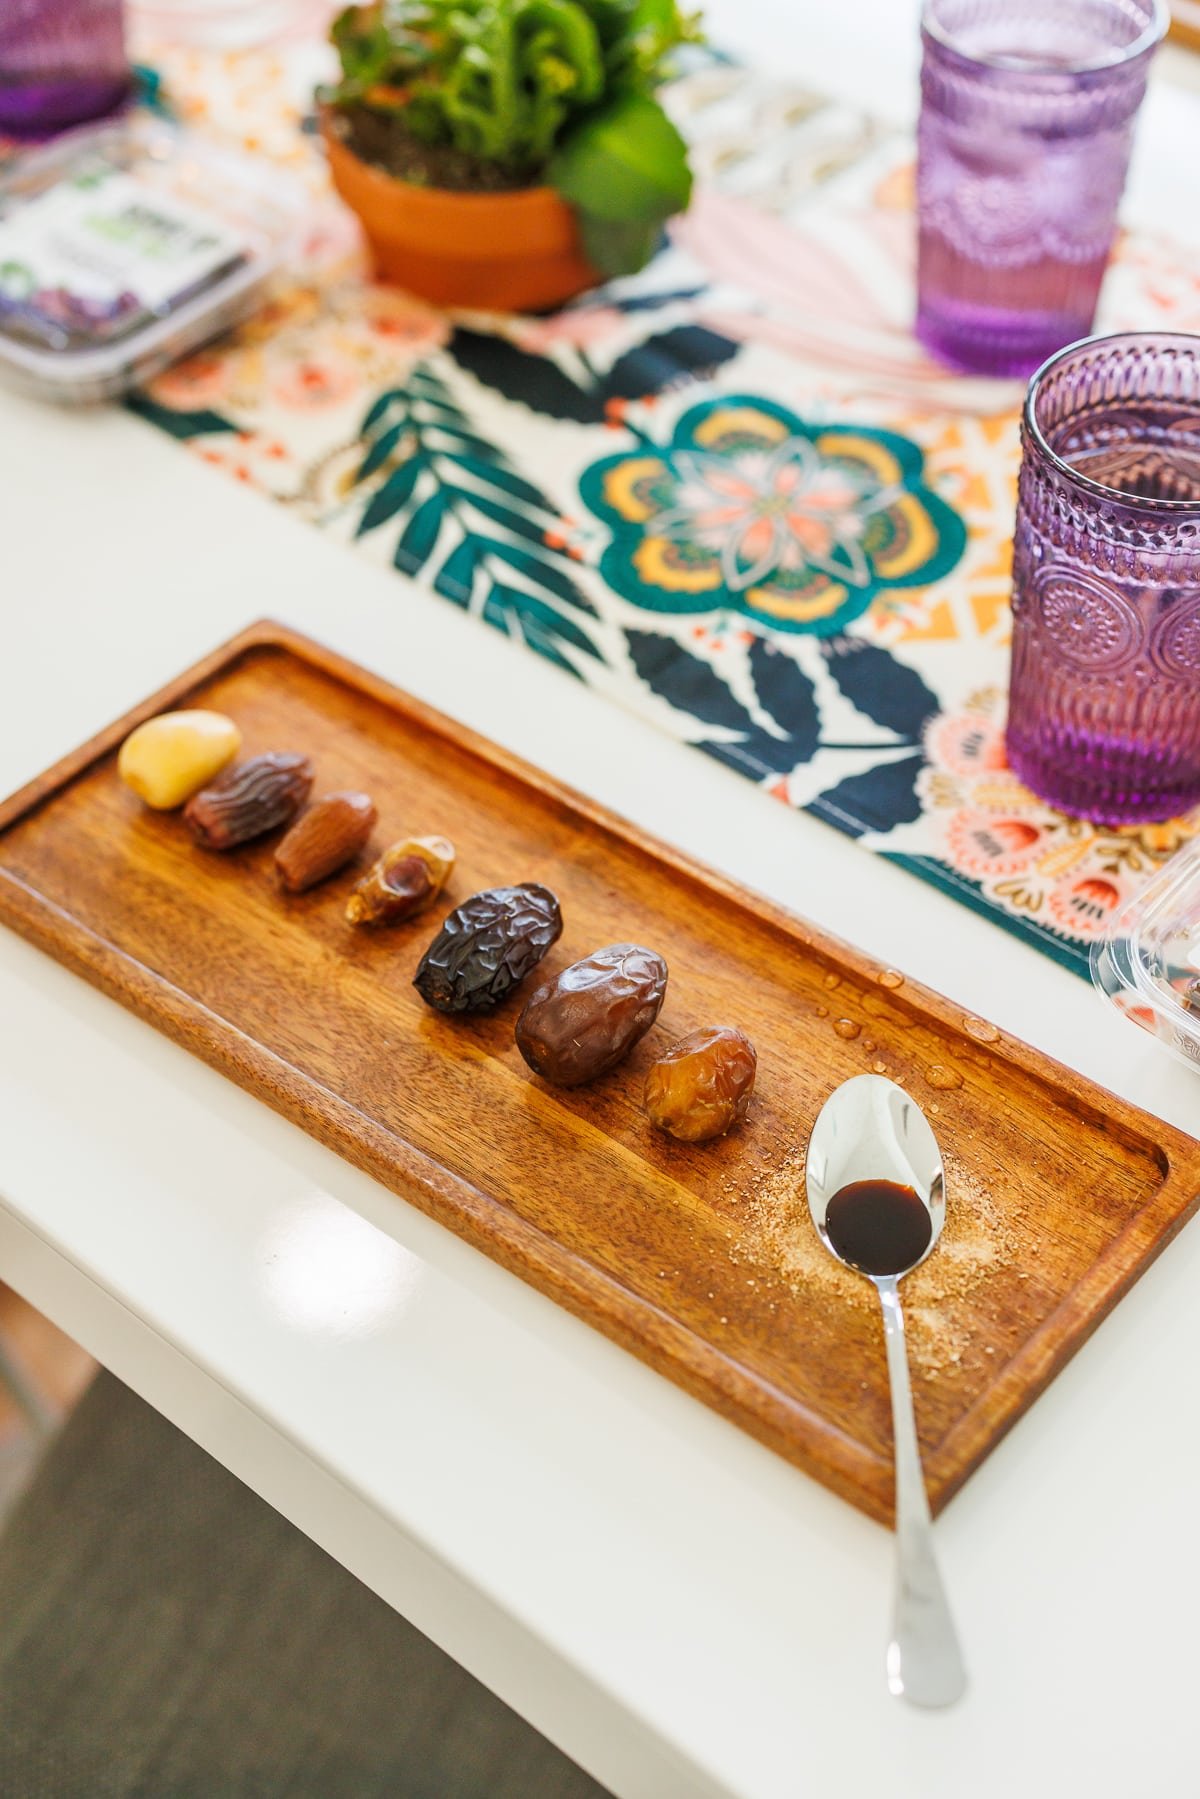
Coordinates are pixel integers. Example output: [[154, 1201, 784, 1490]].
[[926, 1063, 962, 1090], [877, 969, 904, 989], [833, 1018, 861, 1040], [963, 1015, 999, 1043]]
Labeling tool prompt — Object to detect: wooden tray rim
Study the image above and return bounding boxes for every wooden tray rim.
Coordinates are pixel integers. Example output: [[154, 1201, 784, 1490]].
[[1, 618, 1196, 1524]]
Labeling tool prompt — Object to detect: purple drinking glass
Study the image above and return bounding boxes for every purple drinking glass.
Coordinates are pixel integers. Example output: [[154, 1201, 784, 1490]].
[[0, 0, 129, 136], [1006, 332, 1200, 826], [917, 0, 1166, 380]]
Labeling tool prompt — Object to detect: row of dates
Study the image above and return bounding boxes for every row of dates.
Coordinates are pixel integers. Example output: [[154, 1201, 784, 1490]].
[[117, 708, 757, 1142], [417, 888, 756, 1142]]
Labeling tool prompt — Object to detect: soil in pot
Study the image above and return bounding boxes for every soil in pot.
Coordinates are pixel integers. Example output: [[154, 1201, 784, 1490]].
[[335, 106, 538, 194]]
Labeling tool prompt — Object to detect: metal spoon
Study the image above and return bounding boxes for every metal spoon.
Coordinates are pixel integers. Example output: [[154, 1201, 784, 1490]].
[[806, 1073, 967, 1708]]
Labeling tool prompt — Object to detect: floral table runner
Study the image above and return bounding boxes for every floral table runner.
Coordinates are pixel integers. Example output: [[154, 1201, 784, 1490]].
[[129, 47, 1200, 978]]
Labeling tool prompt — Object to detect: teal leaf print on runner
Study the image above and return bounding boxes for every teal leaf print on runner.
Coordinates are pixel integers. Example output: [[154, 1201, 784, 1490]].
[[446, 321, 739, 423], [395, 491, 447, 573], [626, 630, 757, 735], [820, 638, 940, 743], [358, 454, 423, 534], [813, 754, 927, 837], [126, 394, 239, 441], [626, 627, 827, 781], [745, 637, 821, 772], [349, 360, 602, 678], [482, 585, 600, 677]]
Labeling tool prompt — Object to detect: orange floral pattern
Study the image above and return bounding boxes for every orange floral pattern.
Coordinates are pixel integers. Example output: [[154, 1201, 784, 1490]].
[[919, 689, 1200, 948]]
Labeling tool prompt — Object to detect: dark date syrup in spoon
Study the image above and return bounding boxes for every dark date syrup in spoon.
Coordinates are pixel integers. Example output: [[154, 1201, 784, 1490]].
[[825, 1180, 932, 1278]]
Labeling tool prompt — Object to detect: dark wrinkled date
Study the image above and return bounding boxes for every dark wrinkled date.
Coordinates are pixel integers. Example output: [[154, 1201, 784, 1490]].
[[516, 943, 668, 1086], [184, 752, 313, 851], [414, 884, 562, 1014]]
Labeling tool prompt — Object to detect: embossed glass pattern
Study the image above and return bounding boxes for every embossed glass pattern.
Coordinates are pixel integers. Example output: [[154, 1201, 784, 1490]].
[[0, 0, 128, 134], [1007, 332, 1200, 825], [917, 0, 1166, 378]]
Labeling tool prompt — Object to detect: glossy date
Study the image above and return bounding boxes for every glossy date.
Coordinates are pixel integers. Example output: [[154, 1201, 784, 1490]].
[[413, 884, 562, 1014], [643, 1025, 757, 1142], [516, 943, 668, 1086]]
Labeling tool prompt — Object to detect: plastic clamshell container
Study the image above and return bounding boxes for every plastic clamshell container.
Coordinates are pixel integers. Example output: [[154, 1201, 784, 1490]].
[[0, 117, 304, 403], [1092, 840, 1200, 1073]]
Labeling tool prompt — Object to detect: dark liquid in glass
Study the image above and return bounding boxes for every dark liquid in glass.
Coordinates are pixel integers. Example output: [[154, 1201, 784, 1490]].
[[824, 1180, 932, 1277]]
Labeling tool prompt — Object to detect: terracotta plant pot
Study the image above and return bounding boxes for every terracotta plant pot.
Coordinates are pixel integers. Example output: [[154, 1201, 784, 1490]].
[[321, 112, 600, 311]]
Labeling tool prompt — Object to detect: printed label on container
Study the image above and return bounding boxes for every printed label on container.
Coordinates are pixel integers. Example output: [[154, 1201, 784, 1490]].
[[0, 163, 245, 341]]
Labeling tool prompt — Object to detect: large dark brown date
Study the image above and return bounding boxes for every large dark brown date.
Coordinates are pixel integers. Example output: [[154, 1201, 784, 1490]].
[[184, 752, 313, 851], [414, 884, 562, 1014], [516, 943, 668, 1087]]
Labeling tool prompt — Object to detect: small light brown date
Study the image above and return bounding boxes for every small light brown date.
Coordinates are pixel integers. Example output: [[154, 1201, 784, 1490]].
[[345, 835, 455, 927], [516, 943, 668, 1087], [643, 1025, 757, 1143], [275, 791, 377, 893], [184, 752, 313, 851]]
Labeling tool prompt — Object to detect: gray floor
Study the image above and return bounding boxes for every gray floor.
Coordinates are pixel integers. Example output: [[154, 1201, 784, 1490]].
[[0, 1337, 55, 1527], [0, 1430, 39, 1528], [0, 1372, 612, 1799]]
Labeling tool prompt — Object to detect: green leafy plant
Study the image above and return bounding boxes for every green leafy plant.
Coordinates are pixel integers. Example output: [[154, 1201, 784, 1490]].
[[328, 0, 702, 276]]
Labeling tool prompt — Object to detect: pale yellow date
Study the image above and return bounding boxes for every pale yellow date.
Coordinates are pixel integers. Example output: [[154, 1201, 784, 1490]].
[[118, 710, 242, 810]]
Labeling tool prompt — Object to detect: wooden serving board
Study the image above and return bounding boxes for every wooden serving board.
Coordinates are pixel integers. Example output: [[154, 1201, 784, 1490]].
[[1, 622, 1197, 1524]]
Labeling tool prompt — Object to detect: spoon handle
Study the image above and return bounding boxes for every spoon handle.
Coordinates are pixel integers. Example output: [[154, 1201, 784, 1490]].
[[877, 1279, 967, 1708]]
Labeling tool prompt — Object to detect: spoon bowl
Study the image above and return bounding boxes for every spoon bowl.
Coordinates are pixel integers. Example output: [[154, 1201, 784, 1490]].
[[806, 1074, 967, 1709], [807, 1074, 945, 1277]]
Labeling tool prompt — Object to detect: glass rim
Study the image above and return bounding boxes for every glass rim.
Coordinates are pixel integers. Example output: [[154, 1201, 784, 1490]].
[[1024, 331, 1200, 514], [921, 0, 1169, 76]]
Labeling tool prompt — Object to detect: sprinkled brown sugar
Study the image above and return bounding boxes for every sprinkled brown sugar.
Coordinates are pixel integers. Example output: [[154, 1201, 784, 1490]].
[[735, 1145, 1022, 1376], [741, 1146, 870, 1315]]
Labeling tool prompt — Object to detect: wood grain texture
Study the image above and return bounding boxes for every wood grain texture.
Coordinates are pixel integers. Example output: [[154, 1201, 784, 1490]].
[[1, 621, 1197, 1525]]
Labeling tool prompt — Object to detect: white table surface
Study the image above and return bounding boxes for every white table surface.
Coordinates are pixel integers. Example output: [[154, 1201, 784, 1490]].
[[3, 6, 1200, 1796]]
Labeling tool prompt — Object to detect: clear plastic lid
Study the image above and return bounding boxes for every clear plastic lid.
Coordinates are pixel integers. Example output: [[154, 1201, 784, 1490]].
[[1091, 840, 1200, 1072], [0, 115, 305, 402]]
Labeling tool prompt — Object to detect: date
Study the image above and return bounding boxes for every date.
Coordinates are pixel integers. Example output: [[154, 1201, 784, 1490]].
[[516, 943, 667, 1086], [643, 1025, 757, 1143], [184, 752, 313, 851], [275, 791, 376, 893], [346, 835, 455, 927], [118, 709, 241, 810], [414, 884, 562, 1014]]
